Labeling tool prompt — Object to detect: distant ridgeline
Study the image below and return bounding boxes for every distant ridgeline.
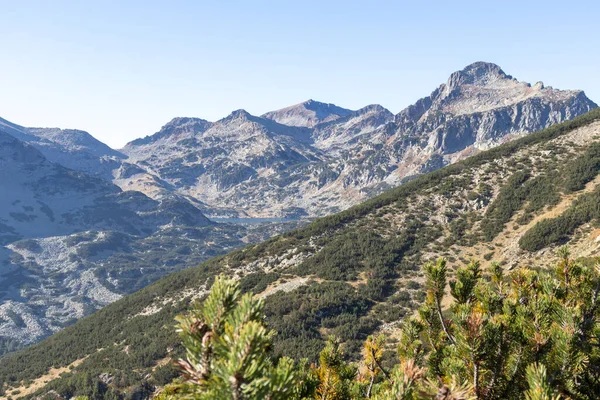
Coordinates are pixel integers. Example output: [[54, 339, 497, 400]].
[[1, 109, 600, 398], [118, 62, 597, 219]]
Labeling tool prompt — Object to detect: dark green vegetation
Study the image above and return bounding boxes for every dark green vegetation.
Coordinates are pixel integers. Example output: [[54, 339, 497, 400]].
[[481, 141, 600, 242], [163, 254, 600, 399], [519, 186, 600, 251], [264, 281, 377, 360], [0, 338, 24, 358], [2, 109, 600, 398]]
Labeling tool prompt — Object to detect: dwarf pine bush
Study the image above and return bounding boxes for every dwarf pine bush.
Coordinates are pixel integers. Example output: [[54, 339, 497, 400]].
[[164, 248, 600, 399]]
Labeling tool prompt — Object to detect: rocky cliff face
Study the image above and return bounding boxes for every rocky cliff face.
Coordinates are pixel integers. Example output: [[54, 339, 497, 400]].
[[119, 62, 597, 217], [6, 63, 595, 218], [394, 62, 594, 153], [121, 109, 327, 217], [3, 62, 595, 219], [127, 117, 213, 146]]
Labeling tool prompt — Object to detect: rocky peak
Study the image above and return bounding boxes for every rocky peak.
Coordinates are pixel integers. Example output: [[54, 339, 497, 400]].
[[533, 81, 545, 90], [14, 61, 594, 224], [262, 100, 353, 127], [211, 110, 259, 130], [206, 109, 315, 145], [26, 127, 124, 159], [163, 117, 213, 131], [0, 116, 126, 180], [446, 61, 511, 90], [211, 110, 261, 135], [389, 62, 598, 156], [396, 61, 598, 120], [302, 99, 350, 115], [126, 117, 212, 147], [1, 115, 123, 159], [223, 109, 253, 122], [351, 104, 393, 118]]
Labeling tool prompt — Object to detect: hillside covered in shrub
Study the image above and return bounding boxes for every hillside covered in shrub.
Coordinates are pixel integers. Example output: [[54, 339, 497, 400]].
[[157, 252, 600, 399]]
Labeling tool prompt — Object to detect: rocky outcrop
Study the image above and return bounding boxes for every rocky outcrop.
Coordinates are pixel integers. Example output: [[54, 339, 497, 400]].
[[6, 63, 595, 219], [127, 117, 213, 146], [394, 62, 596, 154], [121, 109, 326, 217]]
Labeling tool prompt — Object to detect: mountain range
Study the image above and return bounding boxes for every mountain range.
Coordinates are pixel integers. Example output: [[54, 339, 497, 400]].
[[118, 62, 596, 218], [2, 108, 600, 399], [0, 62, 597, 358]]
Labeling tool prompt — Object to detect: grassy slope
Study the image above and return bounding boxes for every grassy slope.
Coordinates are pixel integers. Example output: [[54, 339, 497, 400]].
[[2, 108, 600, 398]]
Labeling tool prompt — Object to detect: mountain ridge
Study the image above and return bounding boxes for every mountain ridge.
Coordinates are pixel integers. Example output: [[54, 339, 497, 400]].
[[113, 61, 596, 218], [0, 116, 125, 180], [2, 63, 596, 219], [3, 108, 600, 399], [0, 61, 597, 360], [125, 117, 213, 147], [261, 99, 354, 127]]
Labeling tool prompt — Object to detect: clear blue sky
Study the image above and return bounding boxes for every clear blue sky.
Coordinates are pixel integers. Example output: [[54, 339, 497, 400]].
[[0, 0, 598, 148]]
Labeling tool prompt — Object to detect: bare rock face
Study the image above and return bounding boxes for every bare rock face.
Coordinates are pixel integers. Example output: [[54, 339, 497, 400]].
[[127, 117, 213, 146], [121, 109, 326, 218], [5, 62, 595, 219], [311, 104, 395, 154], [8, 62, 595, 219], [119, 62, 597, 218], [395, 62, 595, 154]]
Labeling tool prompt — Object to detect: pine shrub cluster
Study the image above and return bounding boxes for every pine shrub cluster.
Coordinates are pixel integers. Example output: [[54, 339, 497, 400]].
[[161, 248, 600, 399]]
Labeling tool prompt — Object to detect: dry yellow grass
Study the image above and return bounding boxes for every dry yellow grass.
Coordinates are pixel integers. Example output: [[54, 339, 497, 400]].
[[1, 357, 87, 400]]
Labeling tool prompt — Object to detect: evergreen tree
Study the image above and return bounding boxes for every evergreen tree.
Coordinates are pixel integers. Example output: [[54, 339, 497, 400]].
[[391, 251, 600, 399], [158, 275, 299, 400], [315, 336, 356, 399], [165, 250, 600, 399]]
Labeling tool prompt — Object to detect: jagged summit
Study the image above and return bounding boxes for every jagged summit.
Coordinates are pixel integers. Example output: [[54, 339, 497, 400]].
[[262, 99, 353, 127], [0, 115, 122, 158], [462, 60, 504, 73], [408, 61, 598, 119], [220, 109, 253, 123], [164, 116, 213, 129], [352, 104, 393, 116], [117, 62, 596, 218], [447, 61, 511, 88]]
